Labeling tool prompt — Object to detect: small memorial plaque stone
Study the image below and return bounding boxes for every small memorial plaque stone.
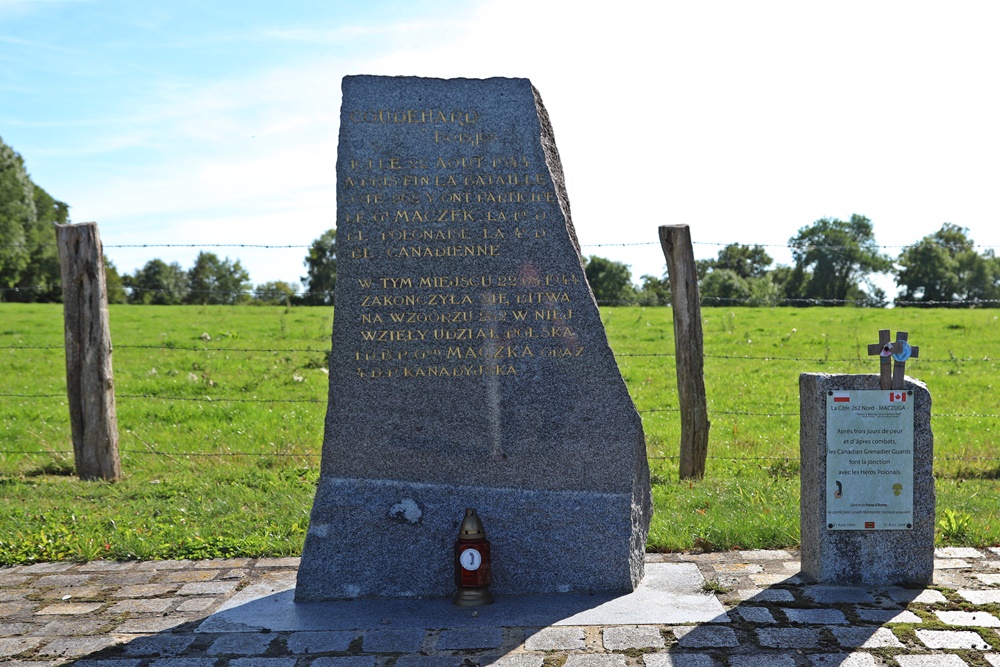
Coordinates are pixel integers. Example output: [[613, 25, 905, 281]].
[[295, 76, 651, 601], [800, 374, 934, 586]]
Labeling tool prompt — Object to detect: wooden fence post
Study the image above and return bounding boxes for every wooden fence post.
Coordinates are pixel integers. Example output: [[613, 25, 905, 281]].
[[56, 222, 122, 481], [659, 224, 710, 479]]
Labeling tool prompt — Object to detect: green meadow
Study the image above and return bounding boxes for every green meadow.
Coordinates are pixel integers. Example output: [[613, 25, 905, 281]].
[[1, 303, 998, 564]]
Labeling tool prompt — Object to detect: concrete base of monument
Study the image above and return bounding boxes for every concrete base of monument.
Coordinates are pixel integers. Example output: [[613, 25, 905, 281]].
[[198, 563, 726, 633], [295, 477, 650, 601]]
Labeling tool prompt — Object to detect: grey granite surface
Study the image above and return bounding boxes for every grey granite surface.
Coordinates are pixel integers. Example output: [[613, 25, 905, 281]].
[[297, 76, 650, 600]]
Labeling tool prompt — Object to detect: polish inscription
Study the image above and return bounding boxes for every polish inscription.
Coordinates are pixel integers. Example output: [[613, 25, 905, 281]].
[[338, 106, 587, 380]]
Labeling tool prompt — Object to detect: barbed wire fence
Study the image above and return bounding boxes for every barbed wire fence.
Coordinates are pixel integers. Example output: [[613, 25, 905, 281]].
[[2, 238, 999, 473]]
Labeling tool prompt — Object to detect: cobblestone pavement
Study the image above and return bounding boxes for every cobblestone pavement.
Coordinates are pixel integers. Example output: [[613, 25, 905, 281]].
[[3, 548, 1000, 666]]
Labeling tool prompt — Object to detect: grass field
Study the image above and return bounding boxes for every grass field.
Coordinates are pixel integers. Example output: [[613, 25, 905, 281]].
[[1, 303, 998, 563]]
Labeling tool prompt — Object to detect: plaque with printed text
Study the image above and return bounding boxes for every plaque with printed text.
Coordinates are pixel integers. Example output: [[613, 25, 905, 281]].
[[826, 390, 915, 530]]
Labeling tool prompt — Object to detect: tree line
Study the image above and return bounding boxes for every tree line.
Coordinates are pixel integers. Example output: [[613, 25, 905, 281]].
[[587, 215, 1000, 308], [4, 136, 997, 307]]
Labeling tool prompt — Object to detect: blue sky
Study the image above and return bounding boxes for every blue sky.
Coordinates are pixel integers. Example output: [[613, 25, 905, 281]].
[[3, 0, 1000, 293]]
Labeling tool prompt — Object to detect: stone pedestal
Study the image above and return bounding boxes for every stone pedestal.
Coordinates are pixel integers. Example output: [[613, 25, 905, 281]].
[[295, 76, 651, 601]]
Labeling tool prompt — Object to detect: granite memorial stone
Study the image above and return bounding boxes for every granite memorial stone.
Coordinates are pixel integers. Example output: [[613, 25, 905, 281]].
[[295, 75, 651, 601], [800, 373, 935, 585]]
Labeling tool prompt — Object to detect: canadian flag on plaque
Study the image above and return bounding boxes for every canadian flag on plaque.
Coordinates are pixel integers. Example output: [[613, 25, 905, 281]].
[[889, 391, 907, 402]]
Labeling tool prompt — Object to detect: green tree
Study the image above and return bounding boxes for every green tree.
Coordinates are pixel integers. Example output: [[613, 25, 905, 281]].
[[584, 255, 636, 306], [636, 272, 671, 306], [186, 251, 251, 305], [700, 268, 751, 305], [124, 259, 189, 304], [708, 243, 773, 279], [896, 224, 999, 306], [787, 214, 891, 305], [104, 259, 128, 305], [254, 280, 300, 305], [0, 137, 34, 293], [302, 229, 336, 306], [0, 136, 72, 302]]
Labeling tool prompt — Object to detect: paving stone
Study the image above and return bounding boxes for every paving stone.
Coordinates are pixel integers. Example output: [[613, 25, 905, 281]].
[[985, 654, 1000, 667], [749, 573, 800, 586], [713, 563, 763, 574], [915, 629, 992, 650], [177, 581, 239, 596], [18, 563, 76, 574], [895, 656, 969, 667], [436, 627, 503, 650], [672, 625, 739, 648], [229, 659, 297, 667], [564, 657, 628, 667], [207, 633, 276, 655], [221, 569, 248, 580], [101, 572, 157, 586], [0, 576, 32, 588], [0, 637, 44, 657], [803, 586, 875, 604], [736, 606, 775, 624], [38, 585, 103, 600], [114, 617, 189, 633], [286, 630, 356, 654], [484, 656, 544, 667], [122, 634, 197, 656], [0, 600, 37, 615], [643, 656, 719, 667], [737, 588, 795, 602], [149, 660, 219, 667], [34, 574, 93, 588], [959, 590, 1000, 604], [194, 558, 250, 569], [254, 557, 301, 568], [729, 657, 796, 667], [602, 626, 665, 650], [0, 586, 30, 598], [855, 609, 922, 624], [76, 561, 137, 572], [934, 558, 970, 569], [808, 654, 877, 667], [524, 627, 585, 651], [176, 598, 217, 613], [74, 660, 145, 667], [114, 584, 179, 598], [36, 636, 120, 657], [363, 628, 426, 653], [0, 622, 33, 636], [831, 627, 904, 648], [885, 588, 948, 604], [739, 550, 794, 560], [164, 570, 218, 583], [36, 617, 108, 635], [109, 598, 174, 614], [936, 547, 984, 559], [935, 610, 1000, 627], [135, 560, 190, 571], [976, 574, 1000, 585], [36, 602, 103, 615], [311, 658, 378, 667], [782, 608, 847, 625], [755, 627, 819, 649]]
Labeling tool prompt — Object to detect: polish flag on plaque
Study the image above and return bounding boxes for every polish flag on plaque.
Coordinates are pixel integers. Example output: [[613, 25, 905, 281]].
[[889, 391, 907, 403], [833, 391, 850, 403]]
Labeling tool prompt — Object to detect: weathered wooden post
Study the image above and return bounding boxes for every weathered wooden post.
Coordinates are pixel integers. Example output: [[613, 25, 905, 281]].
[[659, 224, 710, 479], [56, 222, 121, 481]]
